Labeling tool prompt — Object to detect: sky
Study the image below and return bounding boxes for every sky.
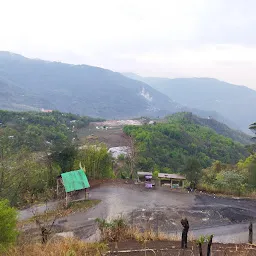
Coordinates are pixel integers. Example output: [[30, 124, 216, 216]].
[[0, 0, 256, 88]]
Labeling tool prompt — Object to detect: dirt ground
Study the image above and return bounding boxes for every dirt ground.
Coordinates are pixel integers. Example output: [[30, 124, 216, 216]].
[[107, 241, 256, 256], [77, 119, 140, 148], [19, 181, 256, 244], [77, 126, 129, 147]]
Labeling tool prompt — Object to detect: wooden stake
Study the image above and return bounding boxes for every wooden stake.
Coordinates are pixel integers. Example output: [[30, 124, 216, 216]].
[[66, 192, 69, 208], [198, 243, 203, 256], [56, 179, 59, 198], [207, 235, 213, 256], [249, 222, 253, 244]]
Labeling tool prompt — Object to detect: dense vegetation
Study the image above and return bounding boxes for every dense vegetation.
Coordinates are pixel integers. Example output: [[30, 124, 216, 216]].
[[0, 110, 103, 151], [200, 155, 256, 196], [74, 144, 114, 179], [0, 110, 113, 206], [183, 113, 252, 145], [123, 113, 249, 172]]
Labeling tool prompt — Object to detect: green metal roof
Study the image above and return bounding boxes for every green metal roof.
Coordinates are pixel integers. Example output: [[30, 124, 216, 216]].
[[61, 169, 90, 193]]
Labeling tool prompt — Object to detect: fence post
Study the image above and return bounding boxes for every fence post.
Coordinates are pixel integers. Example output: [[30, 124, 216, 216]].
[[249, 222, 253, 244], [131, 211, 134, 230], [207, 235, 213, 256], [156, 215, 159, 238]]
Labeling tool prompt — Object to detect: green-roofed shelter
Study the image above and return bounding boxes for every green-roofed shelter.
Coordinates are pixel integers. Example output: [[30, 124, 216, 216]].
[[61, 169, 90, 192], [57, 169, 90, 207]]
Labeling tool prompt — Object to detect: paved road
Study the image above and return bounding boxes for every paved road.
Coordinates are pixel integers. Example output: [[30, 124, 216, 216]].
[[19, 185, 256, 243]]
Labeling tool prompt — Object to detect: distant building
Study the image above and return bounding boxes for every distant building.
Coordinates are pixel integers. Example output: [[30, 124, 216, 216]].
[[158, 173, 186, 188], [41, 108, 53, 113], [108, 146, 130, 159]]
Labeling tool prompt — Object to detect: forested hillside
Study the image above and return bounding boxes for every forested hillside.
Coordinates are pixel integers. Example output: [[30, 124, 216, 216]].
[[123, 113, 249, 172], [0, 79, 52, 112], [177, 113, 252, 145], [0, 110, 102, 151], [0, 110, 112, 207]]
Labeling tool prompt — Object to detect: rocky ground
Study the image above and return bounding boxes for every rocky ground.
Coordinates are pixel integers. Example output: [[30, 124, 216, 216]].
[[77, 122, 129, 148]]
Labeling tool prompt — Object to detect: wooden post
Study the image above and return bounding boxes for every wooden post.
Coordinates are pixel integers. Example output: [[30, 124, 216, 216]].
[[65, 192, 69, 208], [56, 179, 59, 198], [198, 243, 203, 256], [207, 235, 213, 256], [181, 218, 189, 249], [170, 179, 173, 189], [249, 222, 253, 244], [156, 214, 159, 238]]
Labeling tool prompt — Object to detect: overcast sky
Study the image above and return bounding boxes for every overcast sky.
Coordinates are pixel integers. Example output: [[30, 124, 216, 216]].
[[0, 0, 256, 88]]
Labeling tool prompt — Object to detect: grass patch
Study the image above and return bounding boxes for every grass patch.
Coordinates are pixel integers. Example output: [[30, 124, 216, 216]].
[[95, 217, 194, 243], [5, 238, 108, 256], [19, 200, 101, 225]]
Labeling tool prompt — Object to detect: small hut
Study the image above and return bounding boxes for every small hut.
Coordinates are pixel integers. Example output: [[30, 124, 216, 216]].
[[158, 173, 186, 188], [57, 169, 90, 207]]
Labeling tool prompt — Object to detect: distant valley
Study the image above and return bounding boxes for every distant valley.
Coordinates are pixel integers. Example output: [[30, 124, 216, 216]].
[[0, 51, 254, 134], [124, 73, 256, 133]]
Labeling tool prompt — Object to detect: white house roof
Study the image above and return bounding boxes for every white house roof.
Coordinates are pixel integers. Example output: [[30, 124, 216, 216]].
[[158, 173, 186, 180], [108, 146, 130, 159]]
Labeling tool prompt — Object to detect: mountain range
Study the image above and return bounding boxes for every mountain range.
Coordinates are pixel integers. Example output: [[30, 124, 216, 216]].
[[123, 73, 256, 133], [0, 51, 180, 119], [0, 51, 254, 134]]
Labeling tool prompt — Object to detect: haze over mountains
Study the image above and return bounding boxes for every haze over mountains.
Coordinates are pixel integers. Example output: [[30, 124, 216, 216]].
[[124, 73, 256, 133], [0, 52, 181, 119], [0, 51, 254, 134]]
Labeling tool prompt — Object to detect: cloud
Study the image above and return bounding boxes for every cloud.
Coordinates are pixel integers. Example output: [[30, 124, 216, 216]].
[[0, 0, 256, 88]]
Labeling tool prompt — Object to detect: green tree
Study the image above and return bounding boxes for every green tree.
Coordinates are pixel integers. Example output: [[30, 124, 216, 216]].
[[248, 122, 256, 187], [74, 144, 113, 179], [183, 157, 202, 188], [214, 171, 246, 195], [51, 145, 77, 173], [249, 122, 256, 139], [0, 200, 18, 250], [248, 161, 256, 188]]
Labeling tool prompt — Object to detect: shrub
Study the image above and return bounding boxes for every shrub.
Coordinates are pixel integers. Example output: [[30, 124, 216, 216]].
[[5, 239, 107, 256], [95, 217, 128, 242], [0, 200, 18, 250], [118, 154, 125, 161]]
